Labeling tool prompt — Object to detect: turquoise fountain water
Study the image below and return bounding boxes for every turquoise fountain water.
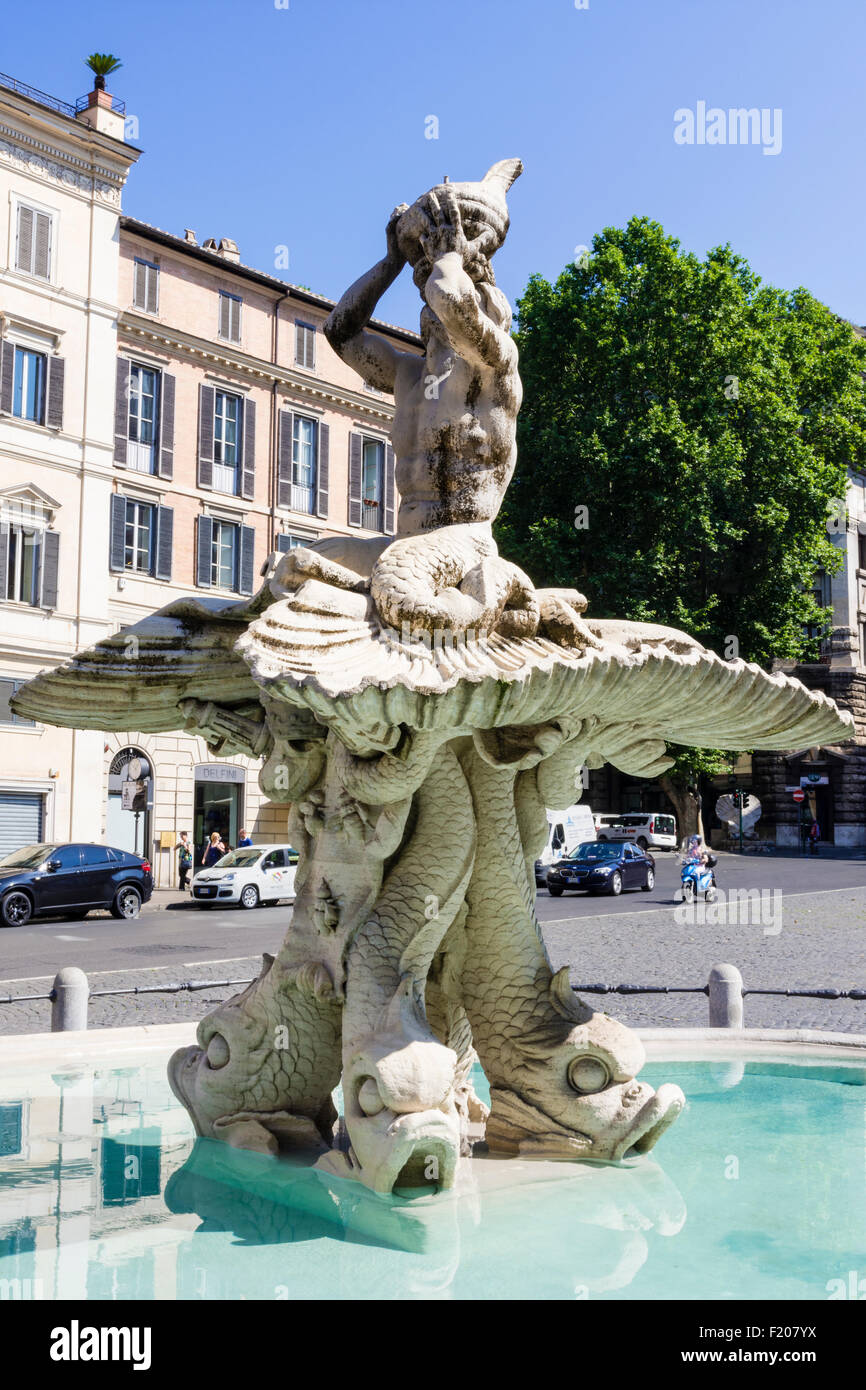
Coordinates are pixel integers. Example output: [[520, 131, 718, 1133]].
[[0, 1051, 862, 1300]]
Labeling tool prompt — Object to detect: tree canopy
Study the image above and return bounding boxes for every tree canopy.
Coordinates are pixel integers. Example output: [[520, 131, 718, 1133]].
[[496, 216, 866, 667]]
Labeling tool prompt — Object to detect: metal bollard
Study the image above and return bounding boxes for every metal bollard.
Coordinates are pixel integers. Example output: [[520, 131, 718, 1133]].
[[708, 963, 744, 1028], [51, 967, 89, 1032]]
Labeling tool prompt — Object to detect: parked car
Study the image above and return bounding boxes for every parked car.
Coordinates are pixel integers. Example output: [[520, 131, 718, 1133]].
[[598, 813, 677, 852], [0, 842, 153, 927], [192, 844, 298, 909], [546, 841, 655, 897], [593, 812, 623, 835]]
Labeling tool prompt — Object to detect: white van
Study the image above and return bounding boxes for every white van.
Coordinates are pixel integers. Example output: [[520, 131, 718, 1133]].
[[539, 805, 597, 867], [602, 813, 678, 852]]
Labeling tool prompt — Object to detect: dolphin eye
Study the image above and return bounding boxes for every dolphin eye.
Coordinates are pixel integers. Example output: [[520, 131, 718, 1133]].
[[205, 1033, 230, 1069], [357, 1077, 384, 1116], [568, 1056, 610, 1094]]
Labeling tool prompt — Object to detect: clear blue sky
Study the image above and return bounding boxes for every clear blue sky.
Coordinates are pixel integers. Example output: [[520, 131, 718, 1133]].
[[5, 0, 865, 331]]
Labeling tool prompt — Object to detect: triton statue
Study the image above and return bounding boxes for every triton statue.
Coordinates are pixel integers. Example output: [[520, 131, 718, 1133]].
[[14, 160, 854, 1196]]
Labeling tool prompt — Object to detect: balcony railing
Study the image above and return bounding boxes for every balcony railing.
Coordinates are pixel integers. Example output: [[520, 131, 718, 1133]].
[[290, 483, 314, 515], [0, 72, 76, 118], [0, 73, 127, 120], [126, 441, 155, 474], [74, 92, 126, 116], [363, 498, 381, 530]]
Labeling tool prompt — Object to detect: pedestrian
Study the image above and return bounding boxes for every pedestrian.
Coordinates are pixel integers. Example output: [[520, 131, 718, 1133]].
[[177, 831, 192, 891], [238, 828, 253, 847], [204, 832, 223, 868], [809, 818, 820, 855]]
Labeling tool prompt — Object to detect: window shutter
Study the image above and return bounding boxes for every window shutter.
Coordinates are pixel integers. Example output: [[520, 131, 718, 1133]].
[[276, 533, 292, 553], [109, 494, 126, 572], [198, 384, 214, 488], [16, 206, 34, 273], [40, 530, 59, 608], [114, 359, 130, 465], [220, 293, 240, 341], [239, 524, 255, 595], [33, 212, 51, 279], [0, 524, 8, 599], [316, 422, 330, 518], [0, 342, 14, 415], [134, 260, 145, 309], [196, 516, 213, 587], [143, 263, 159, 314], [46, 356, 65, 430], [348, 432, 363, 527], [277, 410, 293, 508], [383, 444, 396, 534], [241, 398, 256, 499], [159, 373, 175, 479], [154, 505, 173, 581]]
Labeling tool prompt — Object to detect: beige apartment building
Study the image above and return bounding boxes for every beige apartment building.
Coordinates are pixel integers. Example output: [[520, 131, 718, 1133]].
[[0, 73, 139, 862], [0, 68, 419, 883]]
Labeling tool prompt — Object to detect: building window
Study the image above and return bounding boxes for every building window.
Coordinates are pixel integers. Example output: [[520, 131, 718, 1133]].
[[295, 322, 316, 370], [213, 391, 242, 493], [859, 530, 866, 572], [211, 519, 238, 590], [133, 258, 159, 314], [12, 348, 46, 424], [362, 438, 384, 530], [276, 532, 311, 552], [127, 365, 159, 473], [291, 416, 317, 513], [6, 523, 42, 605], [219, 292, 242, 343], [15, 205, 52, 280], [0, 678, 35, 727], [123, 500, 155, 573]]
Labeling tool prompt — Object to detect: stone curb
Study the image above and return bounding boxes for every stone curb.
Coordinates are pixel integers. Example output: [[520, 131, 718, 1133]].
[[2, 1021, 864, 1067]]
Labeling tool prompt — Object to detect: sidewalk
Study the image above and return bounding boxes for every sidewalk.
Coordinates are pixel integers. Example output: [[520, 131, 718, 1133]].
[[724, 845, 866, 861], [145, 887, 199, 912]]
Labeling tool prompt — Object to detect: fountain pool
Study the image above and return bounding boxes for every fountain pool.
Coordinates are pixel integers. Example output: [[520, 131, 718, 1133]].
[[0, 1033, 862, 1301]]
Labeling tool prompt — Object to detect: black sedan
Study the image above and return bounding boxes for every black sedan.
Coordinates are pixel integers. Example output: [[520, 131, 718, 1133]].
[[0, 843, 153, 927], [546, 841, 655, 897]]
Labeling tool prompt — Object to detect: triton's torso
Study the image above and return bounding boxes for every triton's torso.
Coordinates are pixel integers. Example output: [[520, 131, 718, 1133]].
[[391, 329, 521, 534]]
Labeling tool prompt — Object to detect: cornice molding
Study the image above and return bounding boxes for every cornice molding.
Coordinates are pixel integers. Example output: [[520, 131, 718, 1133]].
[[118, 315, 397, 423], [0, 123, 125, 204]]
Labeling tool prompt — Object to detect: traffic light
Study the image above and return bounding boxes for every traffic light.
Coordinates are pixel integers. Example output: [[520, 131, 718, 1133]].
[[731, 791, 741, 809]]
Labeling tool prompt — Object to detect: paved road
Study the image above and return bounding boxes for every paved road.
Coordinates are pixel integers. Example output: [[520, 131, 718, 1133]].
[[1, 853, 864, 1035]]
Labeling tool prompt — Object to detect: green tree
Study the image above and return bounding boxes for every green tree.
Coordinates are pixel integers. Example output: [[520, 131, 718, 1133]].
[[498, 219, 866, 838], [498, 216, 866, 666]]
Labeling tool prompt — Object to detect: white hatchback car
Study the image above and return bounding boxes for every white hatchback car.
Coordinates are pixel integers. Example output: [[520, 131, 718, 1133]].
[[192, 844, 298, 909]]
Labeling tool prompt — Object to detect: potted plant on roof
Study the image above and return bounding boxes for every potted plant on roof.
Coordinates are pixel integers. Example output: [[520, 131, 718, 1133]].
[[85, 53, 122, 94]]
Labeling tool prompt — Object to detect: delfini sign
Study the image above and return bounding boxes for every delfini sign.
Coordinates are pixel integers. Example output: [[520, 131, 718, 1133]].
[[194, 764, 245, 784]]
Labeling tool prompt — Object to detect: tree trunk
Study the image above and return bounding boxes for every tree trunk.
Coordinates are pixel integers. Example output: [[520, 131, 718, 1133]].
[[659, 775, 701, 843]]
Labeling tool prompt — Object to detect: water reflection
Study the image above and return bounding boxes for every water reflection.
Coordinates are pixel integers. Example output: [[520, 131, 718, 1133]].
[[164, 1137, 686, 1300], [1, 1055, 860, 1300]]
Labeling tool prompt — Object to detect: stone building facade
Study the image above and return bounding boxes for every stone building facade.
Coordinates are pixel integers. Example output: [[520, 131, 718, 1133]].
[[0, 74, 139, 863], [0, 69, 420, 882]]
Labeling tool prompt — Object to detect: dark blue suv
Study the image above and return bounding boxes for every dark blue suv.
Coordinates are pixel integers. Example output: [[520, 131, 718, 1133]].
[[0, 843, 153, 927]]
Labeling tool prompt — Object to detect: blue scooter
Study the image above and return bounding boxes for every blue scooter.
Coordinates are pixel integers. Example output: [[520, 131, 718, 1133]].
[[679, 853, 718, 904]]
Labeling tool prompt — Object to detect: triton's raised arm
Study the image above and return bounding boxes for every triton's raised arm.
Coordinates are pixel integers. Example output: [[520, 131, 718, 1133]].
[[420, 188, 516, 373], [323, 206, 417, 393]]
